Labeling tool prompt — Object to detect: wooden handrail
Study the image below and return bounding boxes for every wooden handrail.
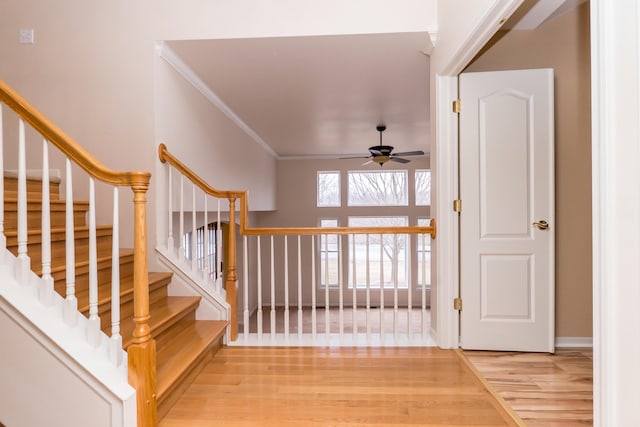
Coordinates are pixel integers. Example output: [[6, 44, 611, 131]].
[[1, 80, 156, 427], [0, 80, 150, 187], [158, 143, 243, 200], [158, 143, 437, 239]]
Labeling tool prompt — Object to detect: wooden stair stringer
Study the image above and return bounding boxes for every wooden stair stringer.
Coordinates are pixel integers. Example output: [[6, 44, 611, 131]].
[[156, 320, 227, 420]]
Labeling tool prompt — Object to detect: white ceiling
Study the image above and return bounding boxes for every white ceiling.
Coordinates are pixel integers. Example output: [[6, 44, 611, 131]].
[[164, 0, 585, 160], [166, 32, 431, 159]]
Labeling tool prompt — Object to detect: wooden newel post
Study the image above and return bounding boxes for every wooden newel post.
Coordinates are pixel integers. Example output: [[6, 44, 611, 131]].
[[128, 178, 158, 427], [226, 196, 238, 341]]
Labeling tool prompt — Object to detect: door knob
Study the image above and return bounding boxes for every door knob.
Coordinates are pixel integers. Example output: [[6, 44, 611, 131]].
[[532, 220, 549, 230]]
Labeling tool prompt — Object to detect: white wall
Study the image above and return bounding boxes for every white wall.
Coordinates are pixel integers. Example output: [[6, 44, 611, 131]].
[[0, 0, 438, 257], [0, 301, 134, 427]]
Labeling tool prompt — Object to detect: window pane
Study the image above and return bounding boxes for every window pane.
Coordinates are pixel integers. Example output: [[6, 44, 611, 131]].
[[319, 218, 339, 287], [415, 169, 431, 206], [317, 171, 340, 207], [348, 170, 408, 206], [417, 217, 431, 287], [348, 216, 408, 288]]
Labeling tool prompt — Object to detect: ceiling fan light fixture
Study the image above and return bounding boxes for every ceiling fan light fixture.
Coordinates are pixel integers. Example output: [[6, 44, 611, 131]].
[[340, 124, 425, 166]]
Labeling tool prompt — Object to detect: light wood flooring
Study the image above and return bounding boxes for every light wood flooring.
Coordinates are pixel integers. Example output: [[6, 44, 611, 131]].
[[464, 349, 593, 426], [159, 347, 521, 427]]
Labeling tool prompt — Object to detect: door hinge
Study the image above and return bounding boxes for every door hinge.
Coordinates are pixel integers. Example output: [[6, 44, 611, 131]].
[[453, 199, 462, 213], [452, 99, 461, 113], [454, 297, 462, 311]]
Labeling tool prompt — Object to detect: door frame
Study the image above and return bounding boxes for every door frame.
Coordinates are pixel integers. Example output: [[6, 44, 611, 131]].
[[433, 0, 525, 350], [434, 0, 639, 425]]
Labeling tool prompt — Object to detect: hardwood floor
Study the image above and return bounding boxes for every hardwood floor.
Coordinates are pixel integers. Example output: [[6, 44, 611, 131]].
[[160, 347, 521, 426], [463, 349, 593, 426]]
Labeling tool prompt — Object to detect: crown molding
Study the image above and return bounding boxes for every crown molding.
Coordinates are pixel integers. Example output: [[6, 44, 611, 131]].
[[155, 42, 278, 159]]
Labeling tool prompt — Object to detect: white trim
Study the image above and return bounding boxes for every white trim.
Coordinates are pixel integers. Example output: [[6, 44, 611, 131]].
[[434, 75, 459, 349], [440, 0, 526, 76], [591, 1, 640, 425], [555, 337, 593, 348], [433, 0, 525, 350], [155, 42, 278, 159]]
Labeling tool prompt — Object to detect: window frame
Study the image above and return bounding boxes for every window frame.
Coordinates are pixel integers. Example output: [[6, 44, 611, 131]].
[[347, 169, 409, 207]]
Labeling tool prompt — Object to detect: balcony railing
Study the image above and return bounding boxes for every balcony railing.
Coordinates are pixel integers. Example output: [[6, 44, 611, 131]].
[[158, 143, 436, 346]]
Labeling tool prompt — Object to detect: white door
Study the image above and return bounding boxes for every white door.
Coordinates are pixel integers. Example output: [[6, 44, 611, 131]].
[[459, 69, 555, 352]]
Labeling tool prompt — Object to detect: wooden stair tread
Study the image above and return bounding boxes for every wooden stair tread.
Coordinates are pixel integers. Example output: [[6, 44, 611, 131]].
[[42, 248, 134, 277], [3, 198, 89, 210], [156, 320, 227, 399], [76, 271, 173, 314], [120, 296, 202, 349], [3, 224, 112, 239]]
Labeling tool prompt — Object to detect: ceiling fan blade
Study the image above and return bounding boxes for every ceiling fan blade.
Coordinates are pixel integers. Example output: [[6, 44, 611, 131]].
[[362, 160, 374, 166], [390, 157, 411, 164], [391, 150, 425, 157], [369, 149, 384, 156], [340, 155, 371, 159]]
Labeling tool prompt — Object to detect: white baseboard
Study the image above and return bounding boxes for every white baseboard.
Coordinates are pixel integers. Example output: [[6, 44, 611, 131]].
[[555, 337, 593, 348]]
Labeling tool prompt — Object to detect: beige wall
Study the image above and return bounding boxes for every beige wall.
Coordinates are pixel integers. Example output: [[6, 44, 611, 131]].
[[465, 3, 592, 337]]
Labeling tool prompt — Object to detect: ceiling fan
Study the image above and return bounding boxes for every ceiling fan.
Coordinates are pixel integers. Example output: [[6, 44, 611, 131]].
[[341, 125, 425, 166]]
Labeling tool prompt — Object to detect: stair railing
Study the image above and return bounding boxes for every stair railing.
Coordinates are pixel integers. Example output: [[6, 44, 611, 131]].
[[158, 143, 437, 346], [0, 80, 156, 427]]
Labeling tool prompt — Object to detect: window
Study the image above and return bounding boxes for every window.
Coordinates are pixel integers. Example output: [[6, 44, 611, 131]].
[[348, 216, 408, 288], [348, 170, 408, 206], [417, 218, 431, 288], [183, 223, 222, 281], [415, 169, 431, 206], [319, 219, 339, 288], [317, 171, 340, 207]]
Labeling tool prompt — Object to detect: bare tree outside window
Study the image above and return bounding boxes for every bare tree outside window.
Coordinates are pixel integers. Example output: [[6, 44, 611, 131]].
[[415, 169, 431, 206], [317, 171, 340, 207], [348, 216, 408, 288], [348, 171, 408, 206]]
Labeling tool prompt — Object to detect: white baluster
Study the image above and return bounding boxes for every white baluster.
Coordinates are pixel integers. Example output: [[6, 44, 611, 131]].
[[365, 234, 371, 341], [0, 105, 5, 250], [216, 199, 222, 293], [297, 235, 303, 341], [167, 166, 174, 252], [407, 234, 413, 343], [270, 235, 276, 341], [243, 235, 249, 340], [324, 232, 330, 343], [284, 235, 289, 341], [39, 140, 53, 306], [16, 119, 30, 283], [379, 233, 384, 342], [63, 159, 77, 325], [203, 196, 210, 284], [110, 187, 122, 365], [338, 235, 344, 340], [191, 184, 197, 272], [179, 175, 184, 261], [393, 234, 399, 344], [421, 233, 427, 342], [87, 178, 100, 347], [311, 235, 317, 340], [257, 236, 263, 339], [352, 234, 357, 342]]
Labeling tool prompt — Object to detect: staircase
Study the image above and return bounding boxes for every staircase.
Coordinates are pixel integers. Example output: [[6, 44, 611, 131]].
[[3, 174, 227, 421]]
